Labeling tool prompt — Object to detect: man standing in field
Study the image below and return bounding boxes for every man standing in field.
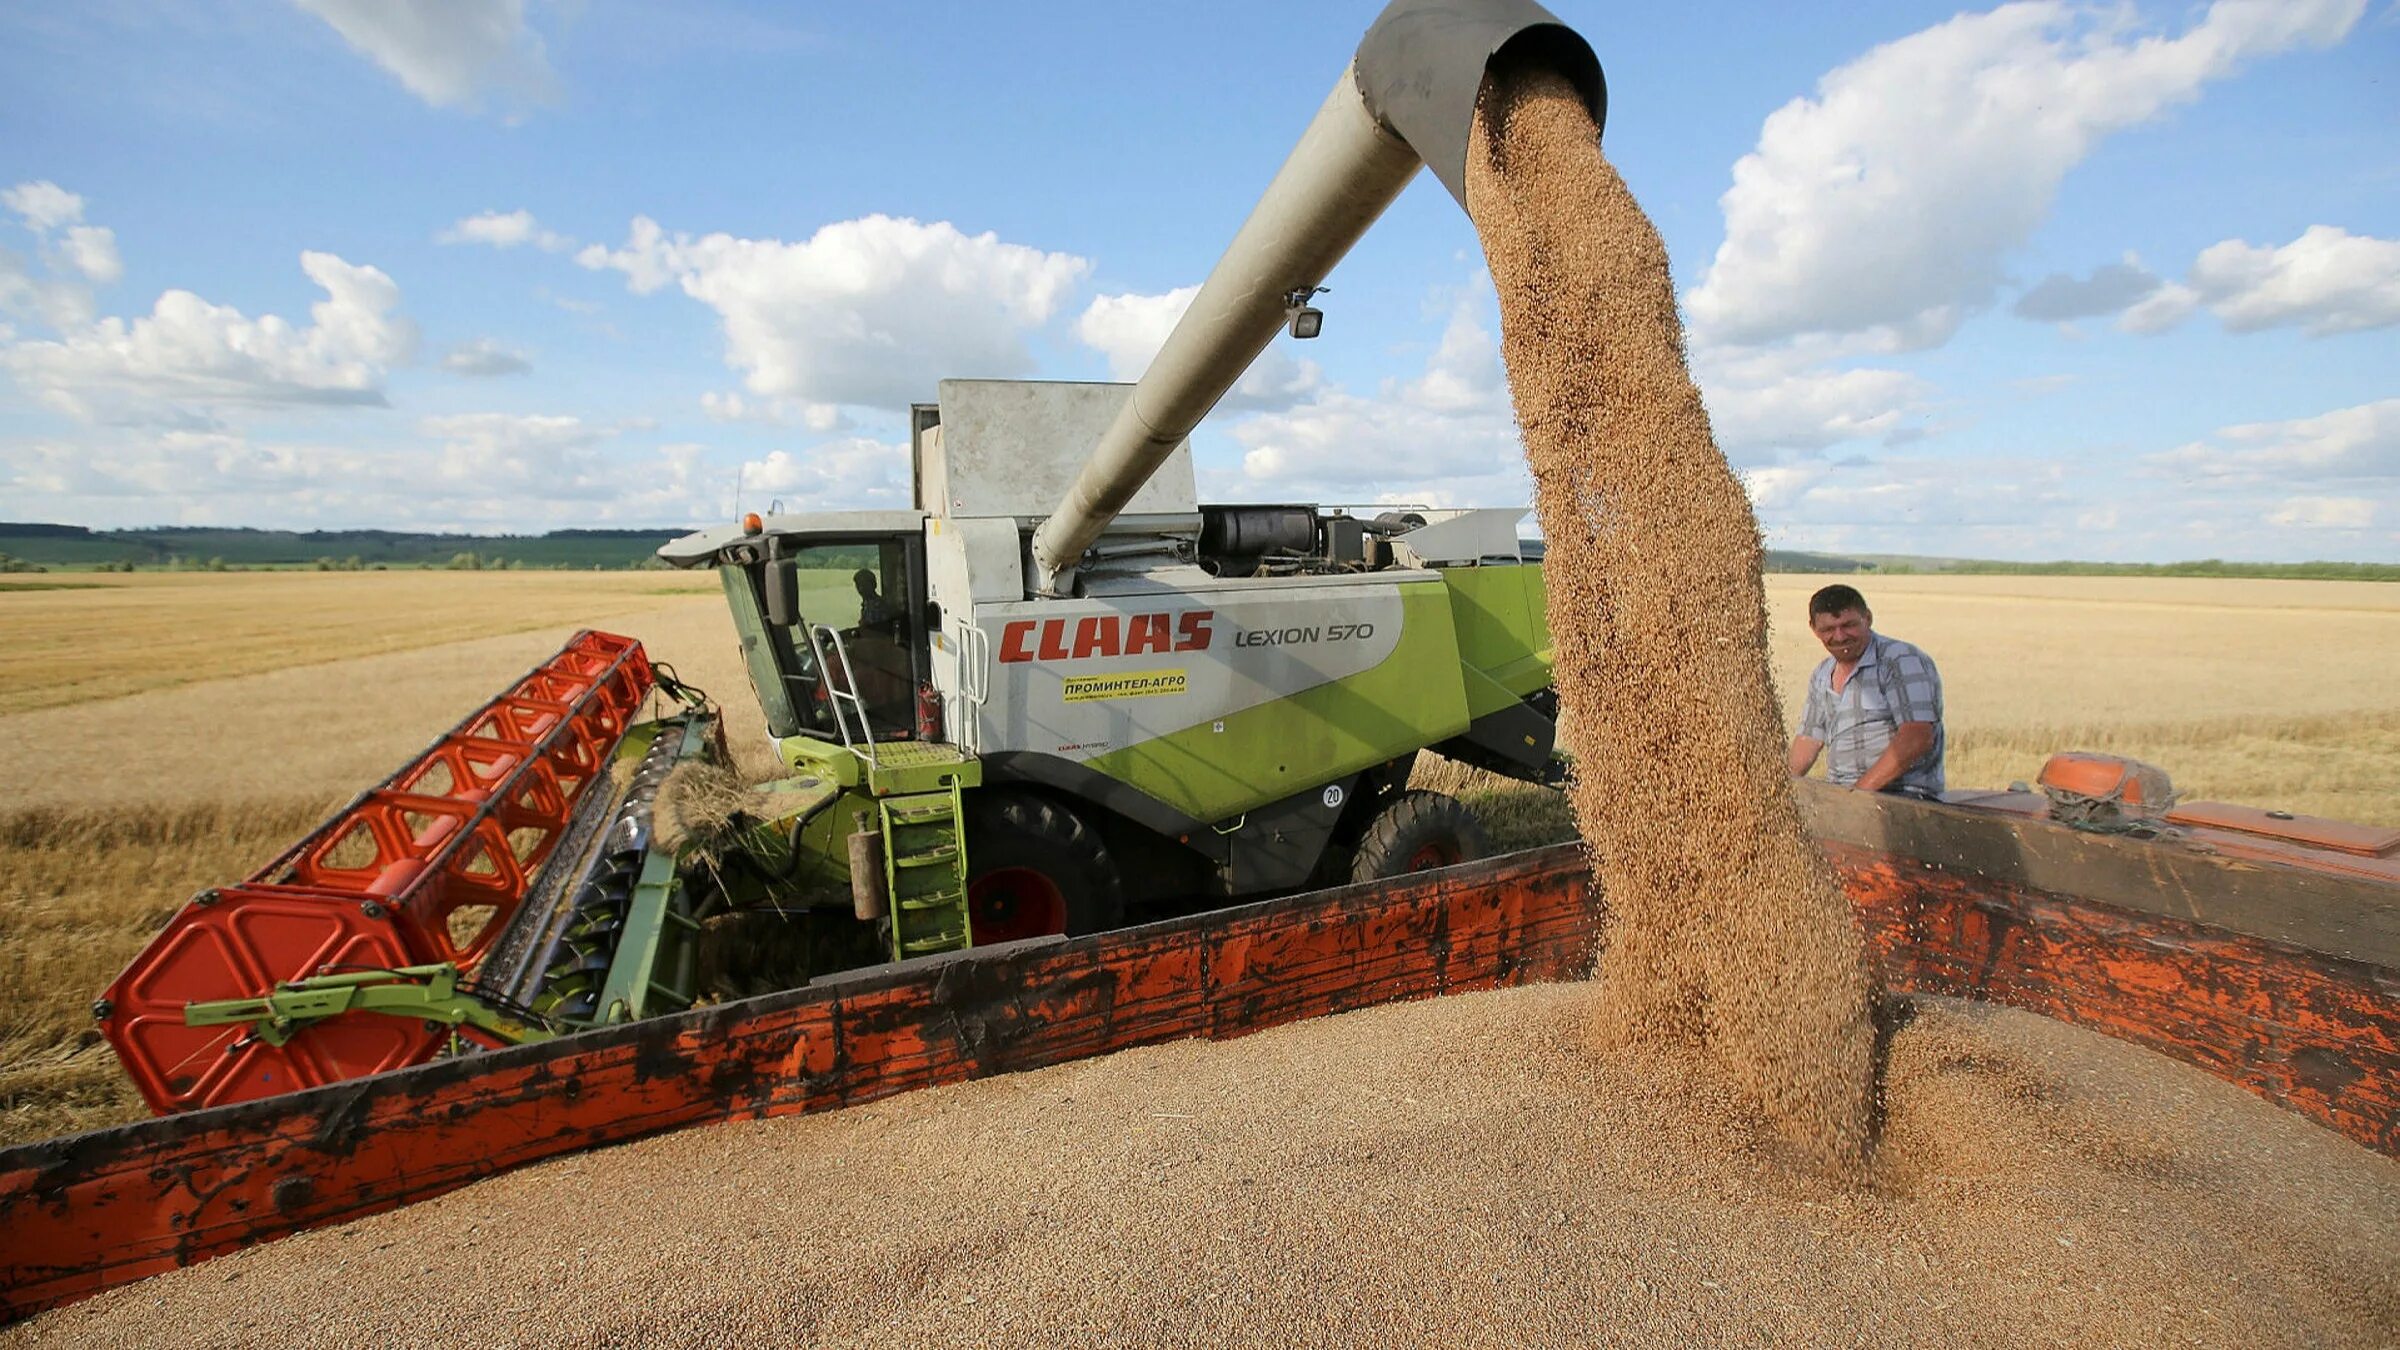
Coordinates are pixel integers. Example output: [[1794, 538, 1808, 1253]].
[[1788, 584, 1946, 798]]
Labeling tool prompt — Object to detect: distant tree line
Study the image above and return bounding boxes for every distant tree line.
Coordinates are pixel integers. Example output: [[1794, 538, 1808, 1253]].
[[1877, 558, 2398, 582]]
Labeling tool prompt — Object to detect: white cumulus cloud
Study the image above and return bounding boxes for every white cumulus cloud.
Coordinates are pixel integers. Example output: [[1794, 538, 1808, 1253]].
[[1233, 388, 1519, 494], [1761, 456, 2073, 531], [0, 242, 97, 333], [2013, 258, 2163, 322], [579, 212, 1089, 415], [1074, 283, 1325, 411], [2, 250, 414, 423], [1695, 347, 1929, 462], [2118, 281, 2203, 334], [1686, 0, 2364, 351], [1, 178, 120, 291], [438, 208, 573, 252], [59, 225, 123, 285], [1075, 286, 1197, 380], [3, 425, 725, 530], [2150, 398, 2400, 482], [1229, 293, 1522, 504], [740, 438, 912, 510], [2127, 226, 2400, 336], [1740, 463, 1831, 513], [2, 182, 86, 233], [2267, 495, 2376, 529], [700, 390, 846, 431], [423, 411, 619, 497], [292, 0, 560, 112], [441, 337, 530, 376]]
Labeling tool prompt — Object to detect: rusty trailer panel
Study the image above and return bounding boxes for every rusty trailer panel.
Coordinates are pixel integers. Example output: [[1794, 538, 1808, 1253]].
[[0, 852, 1592, 1320], [1801, 782, 2400, 1154], [1835, 842, 2400, 1155], [5, 800, 2398, 1321]]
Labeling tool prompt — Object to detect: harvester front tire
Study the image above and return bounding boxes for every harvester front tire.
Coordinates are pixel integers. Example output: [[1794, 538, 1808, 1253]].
[[1349, 791, 1489, 883], [965, 793, 1125, 944]]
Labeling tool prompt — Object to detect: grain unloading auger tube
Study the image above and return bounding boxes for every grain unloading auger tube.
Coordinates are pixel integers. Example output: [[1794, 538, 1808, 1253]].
[[93, 630, 714, 1114], [1030, 0, 1602, 592]]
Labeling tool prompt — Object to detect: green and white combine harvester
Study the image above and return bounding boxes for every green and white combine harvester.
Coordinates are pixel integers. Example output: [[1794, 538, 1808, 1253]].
[[100, 0, 1602, 1113]]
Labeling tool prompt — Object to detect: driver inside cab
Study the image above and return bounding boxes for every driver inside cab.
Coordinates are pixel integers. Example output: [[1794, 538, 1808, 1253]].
[[844, 565, 911, 725]]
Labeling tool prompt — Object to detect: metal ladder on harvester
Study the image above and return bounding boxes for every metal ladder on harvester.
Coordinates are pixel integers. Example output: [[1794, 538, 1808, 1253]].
[[808, 624, 975, 960], [878, 784, 972, 957]]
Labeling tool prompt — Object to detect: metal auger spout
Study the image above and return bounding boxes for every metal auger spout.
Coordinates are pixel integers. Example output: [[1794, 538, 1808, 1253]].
[[1028, 0, 1604, 594]]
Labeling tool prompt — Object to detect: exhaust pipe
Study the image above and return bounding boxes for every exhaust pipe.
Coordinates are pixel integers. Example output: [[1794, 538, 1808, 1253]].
[[1030, 0, 1604, 594]]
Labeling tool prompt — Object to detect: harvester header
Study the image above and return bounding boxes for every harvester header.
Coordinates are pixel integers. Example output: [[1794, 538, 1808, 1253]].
[[98, 632, 667, 1113]]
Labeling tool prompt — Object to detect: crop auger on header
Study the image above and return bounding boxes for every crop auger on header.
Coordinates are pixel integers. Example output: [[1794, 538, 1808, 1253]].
[[7, 0, 2395, 1322]]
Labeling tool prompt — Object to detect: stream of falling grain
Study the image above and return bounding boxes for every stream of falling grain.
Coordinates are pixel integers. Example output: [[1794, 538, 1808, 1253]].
[[1465, 69, 1876, 1169]]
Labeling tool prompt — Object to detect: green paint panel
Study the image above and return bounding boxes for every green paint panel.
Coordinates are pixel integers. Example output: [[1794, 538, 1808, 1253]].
[[593, 717, 716, 1023], [779, 733, 864, 787], [776, 732, 979, 798], [1083, 584, 1471, 821], [789, 784, 907, 893], [1440, 565, 1553, 711], [184, 964, 554, 1048]]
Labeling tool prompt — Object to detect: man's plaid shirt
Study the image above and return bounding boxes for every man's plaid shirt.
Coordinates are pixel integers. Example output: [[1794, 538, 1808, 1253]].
[[1800, 631, 1945, 794]]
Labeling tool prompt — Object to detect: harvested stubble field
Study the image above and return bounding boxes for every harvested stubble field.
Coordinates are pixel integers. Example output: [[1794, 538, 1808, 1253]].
[[0, 569, 716, 715], [1, 569, 2395, 1146]]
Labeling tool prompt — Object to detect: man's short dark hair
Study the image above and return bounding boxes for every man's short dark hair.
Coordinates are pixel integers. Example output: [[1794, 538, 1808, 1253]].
[[1809, 583, 1868, 619]]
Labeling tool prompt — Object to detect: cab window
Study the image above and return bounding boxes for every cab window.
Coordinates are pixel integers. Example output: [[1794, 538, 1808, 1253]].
[[782, 539, 921, 739]]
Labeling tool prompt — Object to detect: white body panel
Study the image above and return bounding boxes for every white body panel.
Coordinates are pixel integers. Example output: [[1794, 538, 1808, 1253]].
[[969, 571, 1421, 764], [1391, 508, 1528, 565], [922, 380, 1199, 522]]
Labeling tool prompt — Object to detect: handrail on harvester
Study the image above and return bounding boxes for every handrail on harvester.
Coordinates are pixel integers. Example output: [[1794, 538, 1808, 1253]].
[[805, 622, 880, 767], [95, 630, 657, 1116]]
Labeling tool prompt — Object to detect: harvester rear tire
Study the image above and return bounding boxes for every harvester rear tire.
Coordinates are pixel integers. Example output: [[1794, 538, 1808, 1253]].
[[965, 792, 1125, 944], [1349, 791, 1489, 883]]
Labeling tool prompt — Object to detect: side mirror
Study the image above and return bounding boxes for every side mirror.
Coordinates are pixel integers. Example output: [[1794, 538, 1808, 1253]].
[[763, 559, 797, 628]]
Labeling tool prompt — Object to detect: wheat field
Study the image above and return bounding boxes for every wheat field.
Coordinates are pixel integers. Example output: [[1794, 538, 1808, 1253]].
[[1, 571, 2394, 1145]]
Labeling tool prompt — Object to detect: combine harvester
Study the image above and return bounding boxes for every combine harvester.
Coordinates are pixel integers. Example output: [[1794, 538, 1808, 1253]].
[[5, 0, 2395, 1319]]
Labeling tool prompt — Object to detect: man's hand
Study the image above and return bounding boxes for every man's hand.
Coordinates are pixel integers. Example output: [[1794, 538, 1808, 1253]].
[[1788, 735, 1825, 778], [1852, 721, 1935, 793]]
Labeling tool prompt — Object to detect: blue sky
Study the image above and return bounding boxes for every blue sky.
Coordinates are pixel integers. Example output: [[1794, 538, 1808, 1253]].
[[1, 0, 2393, 560]]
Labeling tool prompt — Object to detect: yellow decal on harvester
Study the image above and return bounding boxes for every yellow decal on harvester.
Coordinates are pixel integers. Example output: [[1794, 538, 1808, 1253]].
[[1061, 669, 1188, 702]]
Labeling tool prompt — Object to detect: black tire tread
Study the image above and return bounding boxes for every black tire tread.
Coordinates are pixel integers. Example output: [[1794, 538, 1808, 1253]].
[[1348, 790, 1490, 884], [966, 791, 1126, 937]]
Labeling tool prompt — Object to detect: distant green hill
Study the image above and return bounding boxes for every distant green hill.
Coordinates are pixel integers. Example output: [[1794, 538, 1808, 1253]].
[[0, 524, 688, 570], [1, 524, 2387, 582], [1844, 553, 2399, 582], [1761, 550, 1872, 574], [1513, 543, 1869, 573]]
